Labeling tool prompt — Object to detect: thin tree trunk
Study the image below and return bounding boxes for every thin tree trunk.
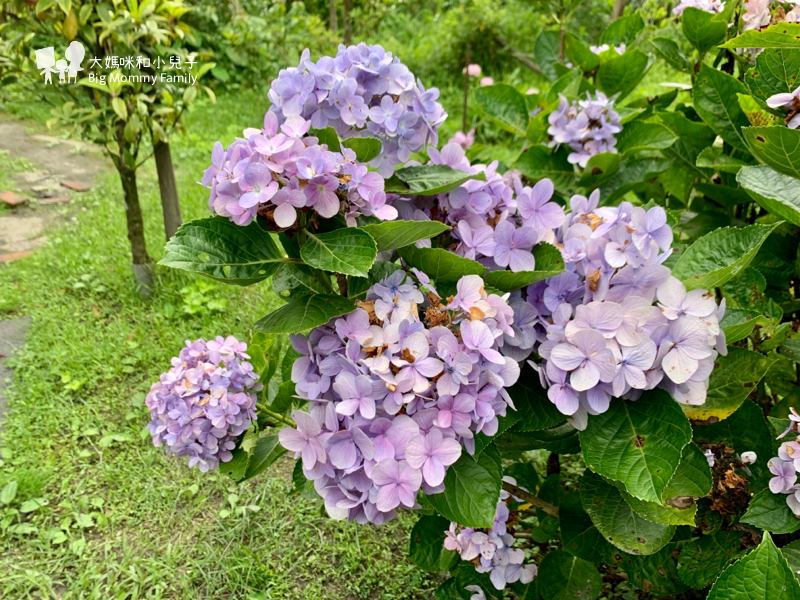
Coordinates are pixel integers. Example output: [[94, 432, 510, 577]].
[[118, 164, 154, 296], [611, 0, 627, 19], [547, 452, 561, 476], [343, 0, 352, 45], [154, 140, 182, 240], [328, 0, 338, 33], [462, 44, 471, 132]]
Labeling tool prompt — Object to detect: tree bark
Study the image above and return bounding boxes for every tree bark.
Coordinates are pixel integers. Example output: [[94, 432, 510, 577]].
[[611, 0, 627, 19], [154, 140, 182, 240], [118, 164, 154, 296], [328, 0, 338, 33], [462, 44, 471, 132], [546, 452, 561, 476], [343, 0, 352, 45]]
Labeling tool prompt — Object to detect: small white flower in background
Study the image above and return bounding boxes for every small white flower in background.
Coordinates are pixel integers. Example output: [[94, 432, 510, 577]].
[[741, 451, 757, 465], [673, 0, 725, 15], [465, 585, 486, 600], [590, 43, 626, 55], [704, 448, 716, 468], [480, 76, 494, 87]]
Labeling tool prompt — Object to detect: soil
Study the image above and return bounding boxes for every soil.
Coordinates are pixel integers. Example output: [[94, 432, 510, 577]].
[[0, 115, 111, 255]]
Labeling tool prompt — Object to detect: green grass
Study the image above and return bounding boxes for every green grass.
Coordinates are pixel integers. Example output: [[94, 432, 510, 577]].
[[0, 90, 438, 599]]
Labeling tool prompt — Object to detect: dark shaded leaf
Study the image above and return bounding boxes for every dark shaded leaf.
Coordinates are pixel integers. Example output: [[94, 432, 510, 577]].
[[255, 293, 355, 334]]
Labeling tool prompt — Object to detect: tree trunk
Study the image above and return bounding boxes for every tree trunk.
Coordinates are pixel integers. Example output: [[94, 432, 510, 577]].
[[328, 0, 338, 33], [343, 0, 352, 45], [118, 164, 154, 296], [154, 140, 182, 240], [546, 452, 561, 476], [611, 0, 627, 19], [462, 44, 471, 132]]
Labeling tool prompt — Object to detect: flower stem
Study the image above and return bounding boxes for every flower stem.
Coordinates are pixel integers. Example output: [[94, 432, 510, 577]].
[[502, 481, 559, 518], [257, 403, 296, 428]]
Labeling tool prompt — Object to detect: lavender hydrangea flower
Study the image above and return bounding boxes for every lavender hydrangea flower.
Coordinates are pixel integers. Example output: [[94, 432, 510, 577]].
[[146, 336, 260, 472], [769, 458, 798, 493], [279, 410, 328, 469], [494, 221, 538, 272], [405, 429, 463, 486], [551, 329, 617, 391], [277, 272, 520, 524], [446, 479, 538, 591], [503, 186, 725, 427], [767, 86, 800, 129], [268, 44, 446, 177], [371, 458, 423, 512], [547, 92, 622, 168], [390, 142, 563, 277], [202, 110, 388, 227]]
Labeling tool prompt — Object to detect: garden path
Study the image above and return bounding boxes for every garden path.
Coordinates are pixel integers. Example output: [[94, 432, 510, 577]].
[[0, 116, 110, 426], [0, 116, 110, 260]]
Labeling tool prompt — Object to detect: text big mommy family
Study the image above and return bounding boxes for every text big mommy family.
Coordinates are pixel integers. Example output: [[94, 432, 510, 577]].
[[87, 72, 198, 86]]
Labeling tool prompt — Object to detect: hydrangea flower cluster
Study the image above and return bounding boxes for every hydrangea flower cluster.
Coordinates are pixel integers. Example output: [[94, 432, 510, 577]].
[[145, 336, 260, 472], [391, 142, 566, 272], [201, 111, 395, 227], [768, 409, 800, 515], [547, 92, 623, 168], [267, 43, 447, 177], [444, 479, 537, 590], [673, 0, 725, 14], [502, 191, 726, 428], [277, 271, 520, 524], [767, 86, 800, 130]]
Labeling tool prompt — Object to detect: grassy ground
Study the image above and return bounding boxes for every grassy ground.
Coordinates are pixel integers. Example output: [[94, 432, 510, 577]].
[[0, 90, 438, 599]]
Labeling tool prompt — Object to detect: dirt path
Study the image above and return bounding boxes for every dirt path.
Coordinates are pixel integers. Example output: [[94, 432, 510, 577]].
[[0, 116, 111, 258], [0, 116, 111, 426]]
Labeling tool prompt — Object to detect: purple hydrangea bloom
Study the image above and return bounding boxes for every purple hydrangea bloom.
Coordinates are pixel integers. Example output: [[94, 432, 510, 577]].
[[766, 86, 800, 129], [389, 142, 564, 277], [405, 429, 463, 486], [202, 110, 388, 227], [277, 272, 520, 524], [445, 478, 538, 590], [547, 92, 622, 168], [146, 336, 260, 472], [769, 458, 798, 494], [494, 222, 538, 272], [504, 187, 725, 428], [268, 44, 447, 177]]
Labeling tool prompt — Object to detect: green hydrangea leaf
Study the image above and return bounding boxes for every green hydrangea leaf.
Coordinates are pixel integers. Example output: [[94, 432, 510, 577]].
[[580, 390, 692, 504], [707, 533, 800, 600], [160, 216, 294, 285], [580, 470, 676, 556], [671, 222, 781, 290]]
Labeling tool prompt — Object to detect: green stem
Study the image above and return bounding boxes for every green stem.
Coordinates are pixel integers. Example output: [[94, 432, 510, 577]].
[[502, 481, 559, 517], [257, 404, 296, 428]]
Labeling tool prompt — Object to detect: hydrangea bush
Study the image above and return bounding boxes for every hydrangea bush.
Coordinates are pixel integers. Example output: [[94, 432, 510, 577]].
[[151, 8, 800, 596]]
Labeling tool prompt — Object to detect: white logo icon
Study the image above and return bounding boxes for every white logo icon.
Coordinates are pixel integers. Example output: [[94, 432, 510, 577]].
[[36, 41, 84, 85]]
